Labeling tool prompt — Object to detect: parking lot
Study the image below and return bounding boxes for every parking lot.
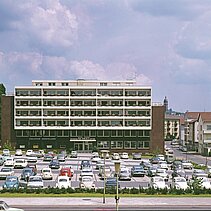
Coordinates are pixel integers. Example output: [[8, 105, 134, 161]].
[[0, 150, 203, 190]]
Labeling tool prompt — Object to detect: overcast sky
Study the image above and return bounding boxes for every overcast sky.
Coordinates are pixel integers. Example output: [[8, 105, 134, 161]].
[[1, 0, 211, 112]]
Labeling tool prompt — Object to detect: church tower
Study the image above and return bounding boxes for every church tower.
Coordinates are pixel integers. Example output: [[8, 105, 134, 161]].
[[163, 96, 168, 112]]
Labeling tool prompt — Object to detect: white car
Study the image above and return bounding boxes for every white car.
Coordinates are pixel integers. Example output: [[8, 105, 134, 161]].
[[15, 149, 23, 156], [91, 155, 101, 162], [198, 177, 211, 189], [0, 167, 15, 179], [0, 201, 24, 211], [26, 150, 34, 157], [192, 169, 208, 179], [27, 156, 38, 163], [99, 166, 111, 178], [14, 159, 28, 169], [181, 160, 193, 170], [4, 158, 14, 167], [80, 167, 94, 178], [41, 167, 53, 180], [158, 161, 168, 170], [155, 168, 169, 181], [79, 176, 95, 189], [120, 152, 129, 159], [171, 177, 188, 190], [27, 176, 44, 189], [149, 176, 168, 189], [56, 176, 71, 189], [2, 149, 10, 157], [112, 153, 120, 160]]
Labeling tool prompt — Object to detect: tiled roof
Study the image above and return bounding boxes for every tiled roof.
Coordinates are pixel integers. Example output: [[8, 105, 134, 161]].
[[185, 112, 211, 122]]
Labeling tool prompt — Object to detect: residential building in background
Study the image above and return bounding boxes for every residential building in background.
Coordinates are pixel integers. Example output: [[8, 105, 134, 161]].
[[0, 83, 6, 144], [1, 79, 165, 153]]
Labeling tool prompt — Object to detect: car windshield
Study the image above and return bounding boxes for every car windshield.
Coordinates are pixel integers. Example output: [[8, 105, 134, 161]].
[[154, 177, 164, 182], [43, 169, 50, 173], [1, 168, 11, 172], [175, 177, 186, 182], [6, 177, 17, 182], [82, 177, 92, 182], [29, 177, 42, 182], [59, 178, 68, 182], [16, 160, 24, 163], [24, 169, 32, 173]]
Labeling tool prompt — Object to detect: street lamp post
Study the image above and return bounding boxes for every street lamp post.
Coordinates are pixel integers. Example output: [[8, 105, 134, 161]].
[[101, 150, 109, 204], [114, 160, 121, 211]]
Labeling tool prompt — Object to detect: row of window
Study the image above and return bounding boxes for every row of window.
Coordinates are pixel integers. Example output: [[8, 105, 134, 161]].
[[16, 89, 151, 97], [16, 100, 151, 107], [97, 140, 149, 149], [16, 119, 151, 127], [16, 129, 151, 138], [16, 109, 150, 117]]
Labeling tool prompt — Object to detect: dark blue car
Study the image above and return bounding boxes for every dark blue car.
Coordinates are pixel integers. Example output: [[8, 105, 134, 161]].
[[105, 177, 120, 188], [49, 159, 60, 169]]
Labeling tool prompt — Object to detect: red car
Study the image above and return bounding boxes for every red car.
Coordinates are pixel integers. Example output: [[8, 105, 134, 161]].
[[59, 167, 72, 178]]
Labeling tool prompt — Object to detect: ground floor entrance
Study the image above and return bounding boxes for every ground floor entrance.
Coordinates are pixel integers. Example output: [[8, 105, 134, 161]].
[[74, 141, 94, 152]]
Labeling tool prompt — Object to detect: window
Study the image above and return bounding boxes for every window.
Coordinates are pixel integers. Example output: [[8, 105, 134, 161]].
[[43, 130, 56, 137], [124, 141, 136, 149], [111, 141, 123, 149], [207, 125, 211, 130], [97, 141, 109, 149], [57, 130, 69, 137], [29, 130, 42, 137]]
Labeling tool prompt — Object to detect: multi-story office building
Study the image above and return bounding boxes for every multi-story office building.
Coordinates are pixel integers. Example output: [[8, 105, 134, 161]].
[[1, 79, 165, 153]]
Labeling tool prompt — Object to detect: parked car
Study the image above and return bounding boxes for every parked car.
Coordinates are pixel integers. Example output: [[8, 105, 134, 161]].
[[80, 167, 94, 179], [99, 166, 111, 179], [106, 177, 120, 188], [0, 156, 5, 166], [158, 160, 168, 170], [91, 155, 101, 162], [3, 176, 19, 189], [205, 166, 211, 178], [120, 152, 129, 159], [14, 159, 28, 169], [26, 149, 33, 157], [79, 176, 95, 189], [172, 169, 187, 179], [0, 201, 24, 211], [27, 155, 38, 163], [20, 167, 35, 181], [32, 151, 43, 158], [170, 177, 188, 190], [181, 160, 193, 170], [155, 168, 169, 181], [57, 154, 66, 162], [15, 149, 23, 156], [43, 154, 54, 162], [70, 151, 78, 158], [192, 177, 211, 189], [131, 165, 146, 177], [119, 167, 131, 181], [2, 149, 10, 157], [41, 167, 53, 180], [112, 153, 120, 160], [80, 160, 91, 170], [49, 159, 60, 169], [132, 152, 142, 160], [4, 157, 14, 167], [56, 176, 71, 189], [26, 163, 37, 175], [0, 167, 14, 179], [96, 160, 104, 170], [59, 167, 73, 178], [27, 175, 44, 189], [192, 169, 208, 179], [147, 166, 158, 177], [149, 176, 168, 189]]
